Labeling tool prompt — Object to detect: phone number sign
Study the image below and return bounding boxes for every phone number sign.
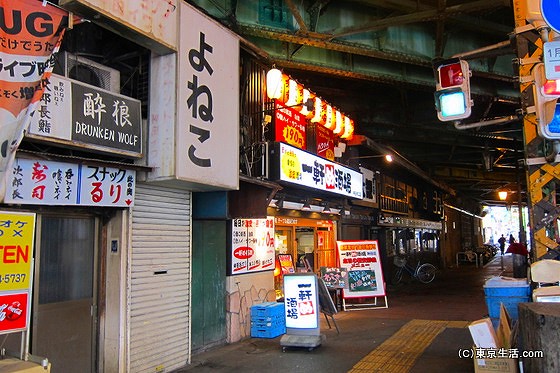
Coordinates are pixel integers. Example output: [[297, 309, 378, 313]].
[[0, 212, 35, 292]]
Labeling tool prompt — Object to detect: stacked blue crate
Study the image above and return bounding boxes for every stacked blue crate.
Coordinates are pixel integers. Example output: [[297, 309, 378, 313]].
[[483, 276, 530, 328], [250, 302, 286, 338]]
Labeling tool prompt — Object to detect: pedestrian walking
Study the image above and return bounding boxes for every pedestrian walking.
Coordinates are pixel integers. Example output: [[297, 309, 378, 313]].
[[498, 234, 506, 255]]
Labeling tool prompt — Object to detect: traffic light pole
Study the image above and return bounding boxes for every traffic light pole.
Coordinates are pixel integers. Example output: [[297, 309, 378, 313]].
[[513, 0, 559, 259]]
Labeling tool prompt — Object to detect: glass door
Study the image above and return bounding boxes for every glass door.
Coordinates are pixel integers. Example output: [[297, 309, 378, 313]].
[[32, 214, 98, 373]]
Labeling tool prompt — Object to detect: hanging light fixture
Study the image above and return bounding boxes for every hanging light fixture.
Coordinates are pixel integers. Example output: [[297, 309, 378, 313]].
[[498, 190, 508, 201], [301, 199, 311, 211], [322, 204, 331, 213], [266, 66, 283, 99]]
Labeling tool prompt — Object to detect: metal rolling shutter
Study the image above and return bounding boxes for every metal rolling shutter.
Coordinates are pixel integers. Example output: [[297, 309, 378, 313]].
[[129, 183, 191, 372]]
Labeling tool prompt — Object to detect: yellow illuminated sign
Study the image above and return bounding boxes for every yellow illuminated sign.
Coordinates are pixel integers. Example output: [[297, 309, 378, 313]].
[[0, 212, 35, 291]]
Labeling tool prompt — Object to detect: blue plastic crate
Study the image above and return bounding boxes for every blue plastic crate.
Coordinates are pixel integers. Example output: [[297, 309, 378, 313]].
[[250, 324, 286, 338], [483, 285, 530, 297], [251, 317, 285, 329], [250, 302, 284, 318], [485, 295, 530, 320]]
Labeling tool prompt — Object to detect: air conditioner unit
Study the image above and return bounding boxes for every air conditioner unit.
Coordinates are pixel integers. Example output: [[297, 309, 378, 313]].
[[56, 52, 120, 93]]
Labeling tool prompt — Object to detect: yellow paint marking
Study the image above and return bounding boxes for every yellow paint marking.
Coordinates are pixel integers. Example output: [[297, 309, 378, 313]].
[[347, 319, 467, 373]]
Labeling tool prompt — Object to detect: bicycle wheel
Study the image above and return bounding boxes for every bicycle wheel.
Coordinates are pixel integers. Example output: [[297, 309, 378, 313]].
[[416, 263, 436, 283], [392, 268, 404, 285]]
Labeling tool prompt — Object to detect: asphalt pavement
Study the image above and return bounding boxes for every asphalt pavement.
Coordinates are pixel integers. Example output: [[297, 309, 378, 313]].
[[175, 254, 514, 373]]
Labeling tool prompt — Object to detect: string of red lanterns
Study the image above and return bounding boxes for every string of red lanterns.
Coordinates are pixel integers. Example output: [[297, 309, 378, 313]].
[[266, 67, 354, 140]]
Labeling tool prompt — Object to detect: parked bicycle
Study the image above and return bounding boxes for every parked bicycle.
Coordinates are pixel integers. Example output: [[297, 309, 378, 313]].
[[392, 255, 437, 285]]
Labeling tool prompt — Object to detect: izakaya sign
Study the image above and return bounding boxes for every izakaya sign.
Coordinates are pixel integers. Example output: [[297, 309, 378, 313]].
[[0, 211, 35, 334], [276, 142, 363, 198], [283, 273, 319, 330], [28, 74, 142, 157], [4, 158, 136, 207], [229, 217, 275, 275]]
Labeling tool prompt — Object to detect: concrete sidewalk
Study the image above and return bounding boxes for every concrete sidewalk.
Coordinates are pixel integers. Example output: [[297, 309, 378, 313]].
[[176, 255, 516, 373]]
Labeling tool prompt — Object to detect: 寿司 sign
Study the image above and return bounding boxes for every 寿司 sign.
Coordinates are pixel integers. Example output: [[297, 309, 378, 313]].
[[4, 158, 135, 207], [273, 142, 363, 199], [228, 217, 275, 275]]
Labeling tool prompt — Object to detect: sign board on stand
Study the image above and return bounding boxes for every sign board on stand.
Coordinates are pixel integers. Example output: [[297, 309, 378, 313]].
[[336, 240, 388, 311], [280, 273, 324, 351]]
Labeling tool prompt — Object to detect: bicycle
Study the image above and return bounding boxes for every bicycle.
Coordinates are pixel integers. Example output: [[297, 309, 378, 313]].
[[392, 255, 437, 285]]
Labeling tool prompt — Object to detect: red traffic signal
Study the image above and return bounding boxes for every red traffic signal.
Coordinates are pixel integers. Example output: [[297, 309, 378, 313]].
[[438, 63, 465, 88], [434, 59, 472, 121]]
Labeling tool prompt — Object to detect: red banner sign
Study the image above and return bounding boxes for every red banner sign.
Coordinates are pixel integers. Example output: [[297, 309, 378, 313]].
[[315, 124, 335, 160], [274, 102, 307, 149], [0, 292, 29, 334]]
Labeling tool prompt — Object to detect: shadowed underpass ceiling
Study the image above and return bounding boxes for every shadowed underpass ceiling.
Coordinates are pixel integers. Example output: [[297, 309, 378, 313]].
[[189, 0, 525, 207]]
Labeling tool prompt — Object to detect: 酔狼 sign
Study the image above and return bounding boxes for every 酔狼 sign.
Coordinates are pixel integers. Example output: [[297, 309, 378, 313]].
[[228, 217, 275, 275], [4, 158, 136, 207], [28, 74, 142, 158], [272, 142, 363, 199]]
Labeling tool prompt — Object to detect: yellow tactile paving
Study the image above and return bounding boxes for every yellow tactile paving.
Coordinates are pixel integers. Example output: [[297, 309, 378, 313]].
[[347, 319, 468, 373]]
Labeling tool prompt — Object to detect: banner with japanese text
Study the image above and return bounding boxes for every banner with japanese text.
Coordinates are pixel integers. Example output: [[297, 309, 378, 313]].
[[4, 158, 135, 207], [0, 0, 69, 201], [28, 74, 142, 157], [274, 102, 307, 150], [0, 211, 35, 335], [275, 142, 363, 199], [229, 217, 275, 275], [0, 211, 35, 292], [283, 273, 319, 330], [336, 240, 386, 298], [176, 2, 239, 190]]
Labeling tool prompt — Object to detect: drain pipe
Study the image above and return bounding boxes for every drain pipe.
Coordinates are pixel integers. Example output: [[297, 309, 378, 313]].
[[453, 115, 519, 130]]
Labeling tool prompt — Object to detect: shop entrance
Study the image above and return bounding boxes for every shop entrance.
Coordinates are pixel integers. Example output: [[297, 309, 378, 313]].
[[274, 217, 337, 298], [32, 214, 98, 373]]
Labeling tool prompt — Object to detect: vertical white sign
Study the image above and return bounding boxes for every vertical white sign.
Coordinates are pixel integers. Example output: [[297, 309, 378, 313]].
[[283, 274, 319, 329], [177, 3, 239, 190]]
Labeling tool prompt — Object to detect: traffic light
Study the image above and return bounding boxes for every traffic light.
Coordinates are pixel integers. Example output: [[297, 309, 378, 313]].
[[434, 59, 472, 121], [533, 63, 560, 139]]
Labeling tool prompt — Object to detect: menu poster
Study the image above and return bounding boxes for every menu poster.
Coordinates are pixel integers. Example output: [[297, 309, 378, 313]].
[[278, 254, 295, 274], [229, 217, 275, 275], [336, 240, 386, 298], [319, 267, 347, 289]]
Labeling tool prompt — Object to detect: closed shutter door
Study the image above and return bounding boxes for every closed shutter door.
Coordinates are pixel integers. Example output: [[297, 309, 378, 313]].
[[129, 183, 191, 372]]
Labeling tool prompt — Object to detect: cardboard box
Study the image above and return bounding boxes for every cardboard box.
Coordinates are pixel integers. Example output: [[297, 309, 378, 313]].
[[473, 357, 518, 373], [468, 318, 498, 348], [470, 304, 518, 373]]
